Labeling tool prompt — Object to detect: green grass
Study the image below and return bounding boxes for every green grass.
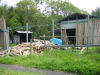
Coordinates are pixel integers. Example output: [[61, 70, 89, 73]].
[[0, 67, 43, 75], [0, 49, 100, 75], [9, 43, 16, 47]]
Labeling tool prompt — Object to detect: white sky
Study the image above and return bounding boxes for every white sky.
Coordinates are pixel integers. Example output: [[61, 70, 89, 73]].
[[1, 0, 100, 14]]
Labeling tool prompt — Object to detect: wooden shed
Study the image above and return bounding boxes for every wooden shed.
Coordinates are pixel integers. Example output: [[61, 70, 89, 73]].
[[13, 31, 33, 44], [57, 13, 100, 45], [0, 17, 8, 50]]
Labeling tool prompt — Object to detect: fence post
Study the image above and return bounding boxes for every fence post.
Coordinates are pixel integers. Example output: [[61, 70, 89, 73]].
[[52, 19, 54, 44], [43, 35, 46, 51], [7, 27, 9, 49], [88, 15, 90, 45], [3, 28, 5, 50], [26, 23, 28, 43], [87, 15, 90, 52], [30, 39, 32, 54]]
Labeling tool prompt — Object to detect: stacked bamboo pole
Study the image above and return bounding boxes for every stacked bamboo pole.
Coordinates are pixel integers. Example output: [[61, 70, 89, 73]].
[[0, 39, 57, 57]]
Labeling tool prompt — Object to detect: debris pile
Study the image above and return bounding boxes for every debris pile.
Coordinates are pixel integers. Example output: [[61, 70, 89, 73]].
[[0, 39, 56, 57]]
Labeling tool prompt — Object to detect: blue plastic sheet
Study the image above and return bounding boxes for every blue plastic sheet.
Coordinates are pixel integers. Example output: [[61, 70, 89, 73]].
[[50, 38, 62, 46]]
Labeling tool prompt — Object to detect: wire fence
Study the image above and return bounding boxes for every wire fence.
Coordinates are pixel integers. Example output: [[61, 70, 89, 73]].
[[6, 15, 100, 51]]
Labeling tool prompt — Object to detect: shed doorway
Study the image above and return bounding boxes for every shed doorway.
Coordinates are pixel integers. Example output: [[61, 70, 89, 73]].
[[66, 29, 76, 44]]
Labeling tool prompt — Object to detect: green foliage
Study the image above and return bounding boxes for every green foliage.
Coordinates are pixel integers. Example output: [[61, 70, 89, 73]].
[[0, 4, 8, 18], [9, 44, 16, 47], [0, 67, 43, 75], [91, 6, 100, 17], [0, 49, 100, 75], [0, 0, 89, 39], [45, 0, 88, 18]]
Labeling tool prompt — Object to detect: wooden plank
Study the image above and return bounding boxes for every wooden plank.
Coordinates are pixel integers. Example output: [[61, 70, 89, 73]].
[[76, 23, 84, 45], [97, 19, 99, 44], [0, 32, 3, 49], [92, 19, 95, 45], [90, 20, 93, 45], [93, 19, 98, 45], [61, 29, 67, 45], [84, 19, 88, 45]]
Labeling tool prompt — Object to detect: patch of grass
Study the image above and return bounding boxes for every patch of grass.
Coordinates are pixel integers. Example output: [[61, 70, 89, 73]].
[[83, 47, 100, 54], [0, 67, 43, 75], [88, 47, 100, 51], [9, 43, 16, 47], [0, 46, 3, 51], [0, 49, 100, 75]]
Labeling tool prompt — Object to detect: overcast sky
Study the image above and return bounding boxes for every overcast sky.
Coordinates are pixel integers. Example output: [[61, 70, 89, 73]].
[[1, 0, 100, 14]]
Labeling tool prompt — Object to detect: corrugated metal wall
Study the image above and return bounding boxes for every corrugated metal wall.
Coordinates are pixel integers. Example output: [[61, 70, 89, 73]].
[[61, 19, 85, 29]]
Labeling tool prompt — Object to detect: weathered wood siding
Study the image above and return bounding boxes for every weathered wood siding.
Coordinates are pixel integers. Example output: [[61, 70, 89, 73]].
[[76, 19, 100, 45], [61, 29, 67, 45], [14, 34, 20, 44]]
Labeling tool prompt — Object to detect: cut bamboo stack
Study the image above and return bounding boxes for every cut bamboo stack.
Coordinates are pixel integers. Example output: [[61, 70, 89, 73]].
[[0, 39, 57, 57]]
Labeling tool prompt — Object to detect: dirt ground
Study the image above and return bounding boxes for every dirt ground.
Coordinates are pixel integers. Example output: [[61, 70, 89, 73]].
[[0, 64, 79, 75]]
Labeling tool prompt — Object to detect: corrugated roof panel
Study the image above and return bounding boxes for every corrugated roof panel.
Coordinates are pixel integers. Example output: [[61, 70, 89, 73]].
[[16, 31, 33, 33], [57, 13, 98, 23]]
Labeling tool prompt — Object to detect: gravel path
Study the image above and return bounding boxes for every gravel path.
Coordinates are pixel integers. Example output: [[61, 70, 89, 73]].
[[0, 64, 79, 75]]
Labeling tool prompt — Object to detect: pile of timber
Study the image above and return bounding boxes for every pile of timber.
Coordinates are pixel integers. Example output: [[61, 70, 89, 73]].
[[0, 39, 56, 57]]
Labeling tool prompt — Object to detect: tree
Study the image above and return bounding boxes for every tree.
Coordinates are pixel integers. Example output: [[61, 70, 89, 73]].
[[44, 0, 89, 18], [15, 0, 44, 25], [0, 4, 8, 18], [45, 0, 81, 17], [91, 7, 100, 17]]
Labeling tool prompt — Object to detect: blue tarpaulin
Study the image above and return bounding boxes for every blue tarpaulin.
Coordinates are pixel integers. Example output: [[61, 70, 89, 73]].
[[50, 38, 62, 46]]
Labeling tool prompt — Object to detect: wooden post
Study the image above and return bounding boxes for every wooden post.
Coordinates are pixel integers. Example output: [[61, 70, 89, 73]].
[[88, 15, 90, 45], [7, 27, 9, 49], [26, 23, 28, 43], [30, 39, 32, 54], [52, 19, 54, 44], [87, 15, 90, 53], [43, 35, 46, 51], [3, 28, 5, 50], [76, 15, 78, 45]]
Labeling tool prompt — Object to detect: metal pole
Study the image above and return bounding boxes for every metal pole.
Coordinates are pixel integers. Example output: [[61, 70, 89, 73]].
[[3, 28, 5, 50], [26, 23, 28, 43], [7, 27, 9, 49], [88, 15, 90, 45], [30, 39, 32, 54], [52, 19, 54, 44]]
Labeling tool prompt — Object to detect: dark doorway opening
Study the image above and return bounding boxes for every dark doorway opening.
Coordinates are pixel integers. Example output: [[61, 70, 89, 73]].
[[20, 33, 32, 44], [66, 29, 76, 44]]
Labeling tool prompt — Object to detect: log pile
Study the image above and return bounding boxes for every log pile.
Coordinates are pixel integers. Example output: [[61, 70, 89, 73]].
[[0, 40, 56, 57]]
